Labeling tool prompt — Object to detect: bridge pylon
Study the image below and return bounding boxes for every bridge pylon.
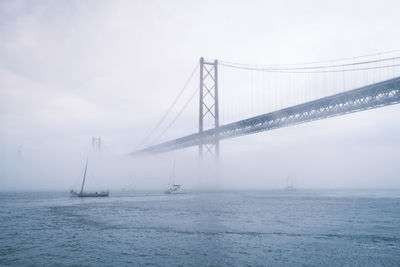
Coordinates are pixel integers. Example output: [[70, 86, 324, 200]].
[[199, 57, 219, 158]]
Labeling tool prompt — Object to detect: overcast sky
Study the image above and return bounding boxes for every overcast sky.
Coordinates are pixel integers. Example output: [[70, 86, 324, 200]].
[[1, 0, 400, 191]]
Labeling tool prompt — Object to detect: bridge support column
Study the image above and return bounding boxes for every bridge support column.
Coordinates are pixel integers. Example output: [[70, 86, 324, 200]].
[[199, 57, 220, 158]]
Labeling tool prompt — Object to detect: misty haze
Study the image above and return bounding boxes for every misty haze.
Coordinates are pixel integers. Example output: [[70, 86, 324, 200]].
[[1, 0, 400, 266]]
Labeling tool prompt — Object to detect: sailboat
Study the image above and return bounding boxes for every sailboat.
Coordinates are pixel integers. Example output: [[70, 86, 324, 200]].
[[70, 158, 109, 197], [165, 159, 184, 194], [284, 176, 296, 191]]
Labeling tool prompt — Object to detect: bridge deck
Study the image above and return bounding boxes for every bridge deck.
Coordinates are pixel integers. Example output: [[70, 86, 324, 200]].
[[133, 76, 400, 155]]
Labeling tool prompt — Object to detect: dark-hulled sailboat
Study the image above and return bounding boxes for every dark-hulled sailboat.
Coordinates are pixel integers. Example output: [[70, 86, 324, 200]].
[[70, 158, 109, 197]]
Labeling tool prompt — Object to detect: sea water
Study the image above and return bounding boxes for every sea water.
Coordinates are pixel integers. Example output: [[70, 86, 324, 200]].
[[1, 190, 399, 266]]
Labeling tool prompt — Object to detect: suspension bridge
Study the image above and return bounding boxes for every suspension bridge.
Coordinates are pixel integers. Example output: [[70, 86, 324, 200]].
[[132, 50, 400, 156]]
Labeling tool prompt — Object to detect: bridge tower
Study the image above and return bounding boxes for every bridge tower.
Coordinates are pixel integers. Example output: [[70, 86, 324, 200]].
[[199, 57, 219, 157]]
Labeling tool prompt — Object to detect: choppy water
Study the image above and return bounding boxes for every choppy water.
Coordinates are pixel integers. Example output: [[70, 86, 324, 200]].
[[1, 190, 400, 266]]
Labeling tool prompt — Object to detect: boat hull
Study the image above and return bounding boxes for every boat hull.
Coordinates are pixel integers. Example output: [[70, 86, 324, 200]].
[[164, 189, 184, 194], [165, 184, 184, 194], [70, 191, 109, 197]]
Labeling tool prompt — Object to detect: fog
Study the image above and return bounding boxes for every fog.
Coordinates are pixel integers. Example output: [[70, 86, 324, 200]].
[[1, 0, 400, 191]]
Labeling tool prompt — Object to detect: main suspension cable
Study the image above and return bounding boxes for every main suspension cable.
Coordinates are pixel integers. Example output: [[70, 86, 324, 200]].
[[220, 62, 400, 74], [219, 56, 400, 72], [135, 62, 199, 149], [219, 48, 400, 68], [149, 86, 199, 146]]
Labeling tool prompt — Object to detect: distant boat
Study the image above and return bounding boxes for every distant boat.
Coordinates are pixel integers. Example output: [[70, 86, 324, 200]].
[[165, 159, 184, 194], [70, 158, 109, 197], [284, 176, 297, 191], [284, 185, 296, 191]]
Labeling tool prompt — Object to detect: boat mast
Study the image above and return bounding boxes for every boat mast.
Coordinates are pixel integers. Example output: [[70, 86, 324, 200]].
[[80, 158, 88, 193], [172, 158, 176, 185]]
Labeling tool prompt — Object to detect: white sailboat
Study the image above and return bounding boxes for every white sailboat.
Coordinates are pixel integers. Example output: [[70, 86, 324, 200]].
[[70, 158, 109, 197], [165, 159, 184, 194], [284, 176, 296, 191]]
